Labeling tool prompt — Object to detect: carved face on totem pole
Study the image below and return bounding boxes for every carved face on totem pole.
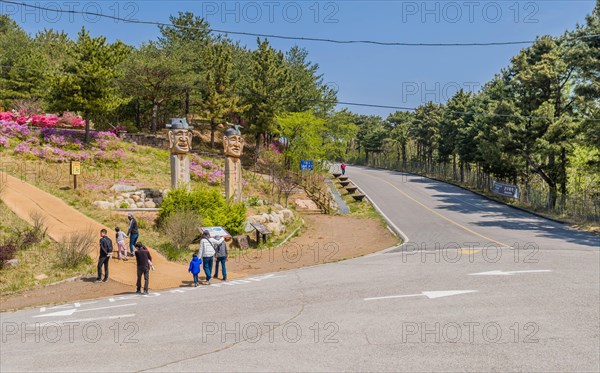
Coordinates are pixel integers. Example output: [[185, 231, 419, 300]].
[[168, 129, 192, 154], [223, 126, 244, 158]]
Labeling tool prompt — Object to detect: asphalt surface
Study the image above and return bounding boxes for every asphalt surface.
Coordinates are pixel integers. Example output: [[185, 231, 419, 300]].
[[1, 166, 599, 372]]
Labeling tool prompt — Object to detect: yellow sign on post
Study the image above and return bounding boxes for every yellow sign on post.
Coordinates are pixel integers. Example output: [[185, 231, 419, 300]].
[[70, 161, 81, 189], [70, 161, 81, 175]]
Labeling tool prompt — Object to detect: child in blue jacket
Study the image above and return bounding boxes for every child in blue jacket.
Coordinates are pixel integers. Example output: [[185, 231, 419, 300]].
[[188, 254, 202, 287]]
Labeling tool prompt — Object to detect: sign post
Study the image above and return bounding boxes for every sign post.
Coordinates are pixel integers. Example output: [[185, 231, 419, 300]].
[[492, 181, 520, 199], [70, 161, 81, 190]]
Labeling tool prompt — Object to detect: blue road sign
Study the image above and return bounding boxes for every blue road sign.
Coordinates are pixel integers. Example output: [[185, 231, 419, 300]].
[[300, 160, 314, 171]]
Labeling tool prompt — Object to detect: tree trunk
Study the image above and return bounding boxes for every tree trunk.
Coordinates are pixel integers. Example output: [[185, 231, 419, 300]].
[[134, 100, 141, 129], [559, 146, 567, 208], [460, 161, 464, 183], [210, 121, 216, 149], [83, 111, 90, 143], [255, 132, 262, 155], [452, 154, 457, 181], [151, 103, 159, 133], [185, 90, 190, 116], [547, 184, 558, 210], [401, 142, 407, 170]]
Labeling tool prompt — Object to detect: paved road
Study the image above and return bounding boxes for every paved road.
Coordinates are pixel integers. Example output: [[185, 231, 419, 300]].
[[2, 166, 599, 372]]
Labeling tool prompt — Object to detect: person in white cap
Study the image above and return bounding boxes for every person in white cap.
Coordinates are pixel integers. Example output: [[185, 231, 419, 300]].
[[127, 213, 139, 257]]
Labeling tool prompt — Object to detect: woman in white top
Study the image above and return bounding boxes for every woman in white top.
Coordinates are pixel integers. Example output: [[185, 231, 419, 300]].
[[115, 227, 128, 260], [199, 231, 224, 285]]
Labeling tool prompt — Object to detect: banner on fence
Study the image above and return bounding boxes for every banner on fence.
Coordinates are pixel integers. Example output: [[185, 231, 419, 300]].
[[492, 181, 520, 199]]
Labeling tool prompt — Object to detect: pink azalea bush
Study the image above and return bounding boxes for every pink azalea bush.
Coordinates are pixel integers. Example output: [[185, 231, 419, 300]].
[[190, 154, 225, 186], [0, 111, 86, 128], [1, 116, 129, 164]]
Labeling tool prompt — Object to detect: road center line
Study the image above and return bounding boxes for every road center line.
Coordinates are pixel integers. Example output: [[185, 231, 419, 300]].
[[359, 170, 509, 247]]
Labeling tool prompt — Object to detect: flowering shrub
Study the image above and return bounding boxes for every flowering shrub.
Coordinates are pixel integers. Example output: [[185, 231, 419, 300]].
[[1, 116, 128, 164], [0, 120, 30, 139], [0, 111, 86, 128]]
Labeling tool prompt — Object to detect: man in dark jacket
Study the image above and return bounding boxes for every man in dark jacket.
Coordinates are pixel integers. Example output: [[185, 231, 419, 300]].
[[96, 229, 113, 283], [134, 242, 152, 294], [127, 213, 139, 257]]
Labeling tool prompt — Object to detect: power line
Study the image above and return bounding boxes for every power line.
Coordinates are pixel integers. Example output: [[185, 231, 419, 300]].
[[3, 64, 599, 122], [2, 0, 599, 47]]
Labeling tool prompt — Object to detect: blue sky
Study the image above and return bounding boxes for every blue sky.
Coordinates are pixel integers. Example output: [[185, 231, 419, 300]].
[[3, 0, 597, 117]]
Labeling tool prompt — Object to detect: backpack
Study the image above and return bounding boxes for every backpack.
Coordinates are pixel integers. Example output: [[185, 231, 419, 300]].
[[216, 241, 227, 257]]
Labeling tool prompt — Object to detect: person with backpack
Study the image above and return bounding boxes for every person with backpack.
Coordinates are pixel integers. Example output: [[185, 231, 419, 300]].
[[188, 254, 202, 287], [96, 229, 113, 283], [134, 242, 152, 294], [127, 213, 139, 257], [213, 236, 228, 281], [198, 231, 224, 285]]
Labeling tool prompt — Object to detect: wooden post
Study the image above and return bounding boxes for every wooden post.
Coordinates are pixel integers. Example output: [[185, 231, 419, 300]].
[[70, 161, 81, 190]]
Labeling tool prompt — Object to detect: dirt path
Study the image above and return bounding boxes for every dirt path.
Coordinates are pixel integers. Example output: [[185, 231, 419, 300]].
[[0, 172, 400, 311], [0, 172, 189, 289]]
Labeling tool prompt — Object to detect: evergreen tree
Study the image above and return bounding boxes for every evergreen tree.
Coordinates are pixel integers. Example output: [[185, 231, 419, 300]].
[[48, 27, 129, 142]]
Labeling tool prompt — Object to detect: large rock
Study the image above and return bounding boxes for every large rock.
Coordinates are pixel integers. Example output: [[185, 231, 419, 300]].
[[5, 258, 19, 267], [244, 222, 255, 233], [93, 201, 112, 210], [111, 184, 137, 192], [132, 195, 141, 202], [126, 198, 136, 206], [274, 204, 284, 210], [281, 209, 294, 223], [34, 274, 48, 280], [136, 201, 144, 208], [266, 222, 285, 236], [268, 212, 281, 224], [144, 201, 156, 208]]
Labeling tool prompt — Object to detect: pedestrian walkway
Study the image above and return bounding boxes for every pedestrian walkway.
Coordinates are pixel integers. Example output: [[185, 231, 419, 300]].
[[0, 172, 191, 289]]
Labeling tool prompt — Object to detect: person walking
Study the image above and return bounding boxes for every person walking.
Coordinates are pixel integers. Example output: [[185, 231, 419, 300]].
[[127, 213, 139, 257], [341, 162, 346, 175], [134, 242, 152, 294], [213, 236, 228, 281], [199, 231, 224, 285], [96, 229, 113, 283], [188, 254, 202, 287], [115, 227, 128, 261]]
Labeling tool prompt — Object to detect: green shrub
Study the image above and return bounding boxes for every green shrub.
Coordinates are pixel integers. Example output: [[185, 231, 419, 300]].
[[157, 242, 193, 262], [55, 232, 94, 269], [246, 196, 260, 207], [159, 186, 247, 235], [161, 210, 202, 250], [0, 240, 17, 270]]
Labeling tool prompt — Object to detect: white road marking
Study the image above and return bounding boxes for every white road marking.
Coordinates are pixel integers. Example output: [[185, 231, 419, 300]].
[[468, 270, 552, 276], [364, 290, 477, 301], [30, 314, 136, 327], [33, 303, 136, 318]]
